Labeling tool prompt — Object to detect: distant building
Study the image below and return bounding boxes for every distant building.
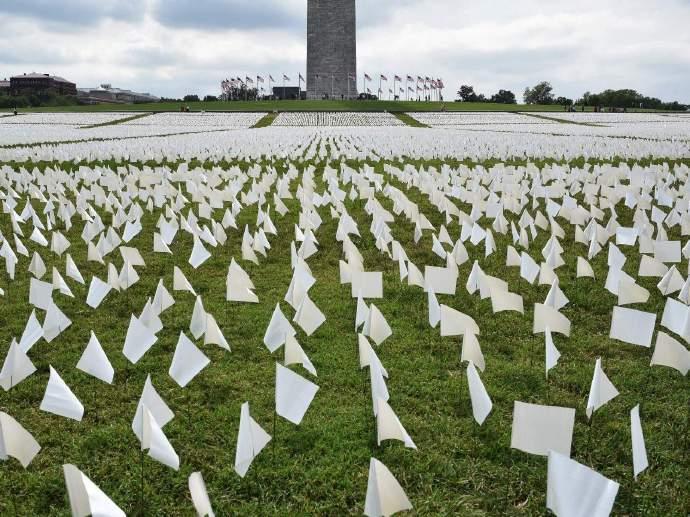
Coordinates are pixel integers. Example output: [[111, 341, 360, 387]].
[[0, 79, 10, 93], [272, 86, 306, 100], [77, 84, 160, 104], [10, 73, 77, 96]]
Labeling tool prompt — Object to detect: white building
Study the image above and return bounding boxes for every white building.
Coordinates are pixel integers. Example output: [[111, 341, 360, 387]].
[[77, 84, 159, 104]]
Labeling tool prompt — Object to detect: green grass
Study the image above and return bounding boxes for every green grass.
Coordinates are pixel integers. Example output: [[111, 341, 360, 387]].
[[252, 112, 279, 128], [79, 112, 154, 129], [392, 112, 429, 127], [0, 155, 688, 516], [2, 100, 674, 114]]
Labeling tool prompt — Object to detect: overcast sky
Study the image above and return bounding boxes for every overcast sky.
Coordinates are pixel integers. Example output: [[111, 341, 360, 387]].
[[1, 0, 689, 102]]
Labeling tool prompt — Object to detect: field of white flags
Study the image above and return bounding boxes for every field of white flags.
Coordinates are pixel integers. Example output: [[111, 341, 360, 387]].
[[0, 111, 689, 516]]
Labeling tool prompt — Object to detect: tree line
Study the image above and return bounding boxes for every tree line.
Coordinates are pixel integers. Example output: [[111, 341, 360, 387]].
[[456, 81, 688, 110]]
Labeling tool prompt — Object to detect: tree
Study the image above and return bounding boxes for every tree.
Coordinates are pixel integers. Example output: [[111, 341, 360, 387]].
[[523, 82, 554, 105], [457, 85, 478, 102], [183, 94, 200, 102], [490, 89, 516, 104], [555, 96, 573, 106], [203, 95, 218, 102]]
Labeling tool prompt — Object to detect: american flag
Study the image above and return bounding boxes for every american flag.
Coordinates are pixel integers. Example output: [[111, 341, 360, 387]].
[[283, 74, 290, 81], [380, 74, 388, 81], [364, 73, 372, 81], [394, 75, 402, 82], [269, 75, 275, 82], [257, 76, 264, 83], [245, 76, 254, 84], [437, 78, 444, 89], [407, 75, 414, 82], [299, 74, 305, 82]]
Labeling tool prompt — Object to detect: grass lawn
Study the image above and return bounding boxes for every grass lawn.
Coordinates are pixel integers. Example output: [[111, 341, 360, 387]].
[[0, 155, 688, 516], [1, 99, 672, 114]]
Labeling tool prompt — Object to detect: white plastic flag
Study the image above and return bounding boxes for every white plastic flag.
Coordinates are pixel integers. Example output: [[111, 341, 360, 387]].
[[63, 463, 125, 517], [650, 331, 689, 375], [234, 402, 271, 478], [293, 293, 326, 336], [375, 397, 416, 449], [284, 335, 317, 376], [547, 451, 619, 517], [0, 340, 37, 391], [189, 471, 215, 517], [440, 305, 480, 337], [586, 358, 619, 419], [18, 310, 43, 353], [609, 306, 656, 348], [189, 235, 212, 269], [123, 315, 158, 364], [467, 361, 492, 425], [511, 401, 575, 456], [545, 328, 561, 378], [363, 304, 392, 345], [204, 314, 230, 351], [86, 276, 112, 309], [40, 366, 84, 421], [630, 404, 649, 480], [43, 301, 72, 342], [173, 266, 196, 296], [169, 332, 210, 388], [461, 332, 485, 372], [428, 288, 440, 328], [275, 363, 319, 425], [142, 406, 179, 470], [132, 375, 174, 442], [190, 296, 207, 340], [364, 458, 413, 517], [263, 304, 296, 353], [0, 411, 41, 467], [76, 332, 114, 384]]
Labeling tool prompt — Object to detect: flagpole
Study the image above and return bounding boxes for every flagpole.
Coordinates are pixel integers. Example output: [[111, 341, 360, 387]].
[[282, 75, 285, 101]]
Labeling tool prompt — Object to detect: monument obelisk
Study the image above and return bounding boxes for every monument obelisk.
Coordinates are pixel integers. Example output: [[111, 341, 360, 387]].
[[307, 0, 357, 100]]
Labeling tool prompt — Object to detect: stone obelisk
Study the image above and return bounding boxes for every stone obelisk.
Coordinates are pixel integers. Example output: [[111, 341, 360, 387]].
[[307, 0, 357, 100]]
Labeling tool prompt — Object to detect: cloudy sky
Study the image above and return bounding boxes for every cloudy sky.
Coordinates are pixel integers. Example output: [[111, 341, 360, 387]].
[[1, 0, 689, 102]]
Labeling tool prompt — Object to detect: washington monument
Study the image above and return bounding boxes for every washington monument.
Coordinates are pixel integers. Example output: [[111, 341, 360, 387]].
[[307, 0, 357, 99]]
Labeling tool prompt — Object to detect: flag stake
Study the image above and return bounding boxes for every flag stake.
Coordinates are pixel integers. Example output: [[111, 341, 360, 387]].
[[139, 449, 146, 516], [272, 410, 277, 465]]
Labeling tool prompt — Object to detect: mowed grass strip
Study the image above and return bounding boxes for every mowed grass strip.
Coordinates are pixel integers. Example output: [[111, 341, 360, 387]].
[[0, 155, 688, 515]]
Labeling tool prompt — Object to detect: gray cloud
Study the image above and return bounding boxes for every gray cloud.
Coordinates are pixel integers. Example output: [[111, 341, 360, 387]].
[[0, 0, 142, 25], [151, 0, 304, 31]]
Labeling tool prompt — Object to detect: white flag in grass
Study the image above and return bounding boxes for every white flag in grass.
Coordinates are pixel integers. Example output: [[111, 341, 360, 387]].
[[63, 464, 125, 517], [511, 401, 575, 456], [189, 471, 215, 517], [76, 332, 114, 384], [40, 366, 84, 421], [609, 306, 656, 347], [586, 358, 619, 419], [18, 310, 43, 353], [364, 458, 413, 517], [0, 411, 41, 467], [234, 402, 271, 478], [467, 361, 492, 425], [169, 332, 210, 388], [275, 363, 319, 425], [547, 451, 618, 517], [630, 405, 648, 480], [650, 332, 689, 375], [375, 397, 416, 449], [132, 375, 174, 442], [173, 266, 196, 296], [0, 340, 36, 391], [123, 315, 158, 364], [263, 304, 296, 353], [142, 406, 179, 470], [363, 304, 392, 346], [545, 328, 561, 378]]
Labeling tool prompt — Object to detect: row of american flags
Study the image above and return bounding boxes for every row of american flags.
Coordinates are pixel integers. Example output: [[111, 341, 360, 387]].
[[221, 74, 444, 100]]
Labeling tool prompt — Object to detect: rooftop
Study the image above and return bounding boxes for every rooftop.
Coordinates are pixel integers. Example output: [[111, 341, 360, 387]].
[[11, 73, 75, 84]]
